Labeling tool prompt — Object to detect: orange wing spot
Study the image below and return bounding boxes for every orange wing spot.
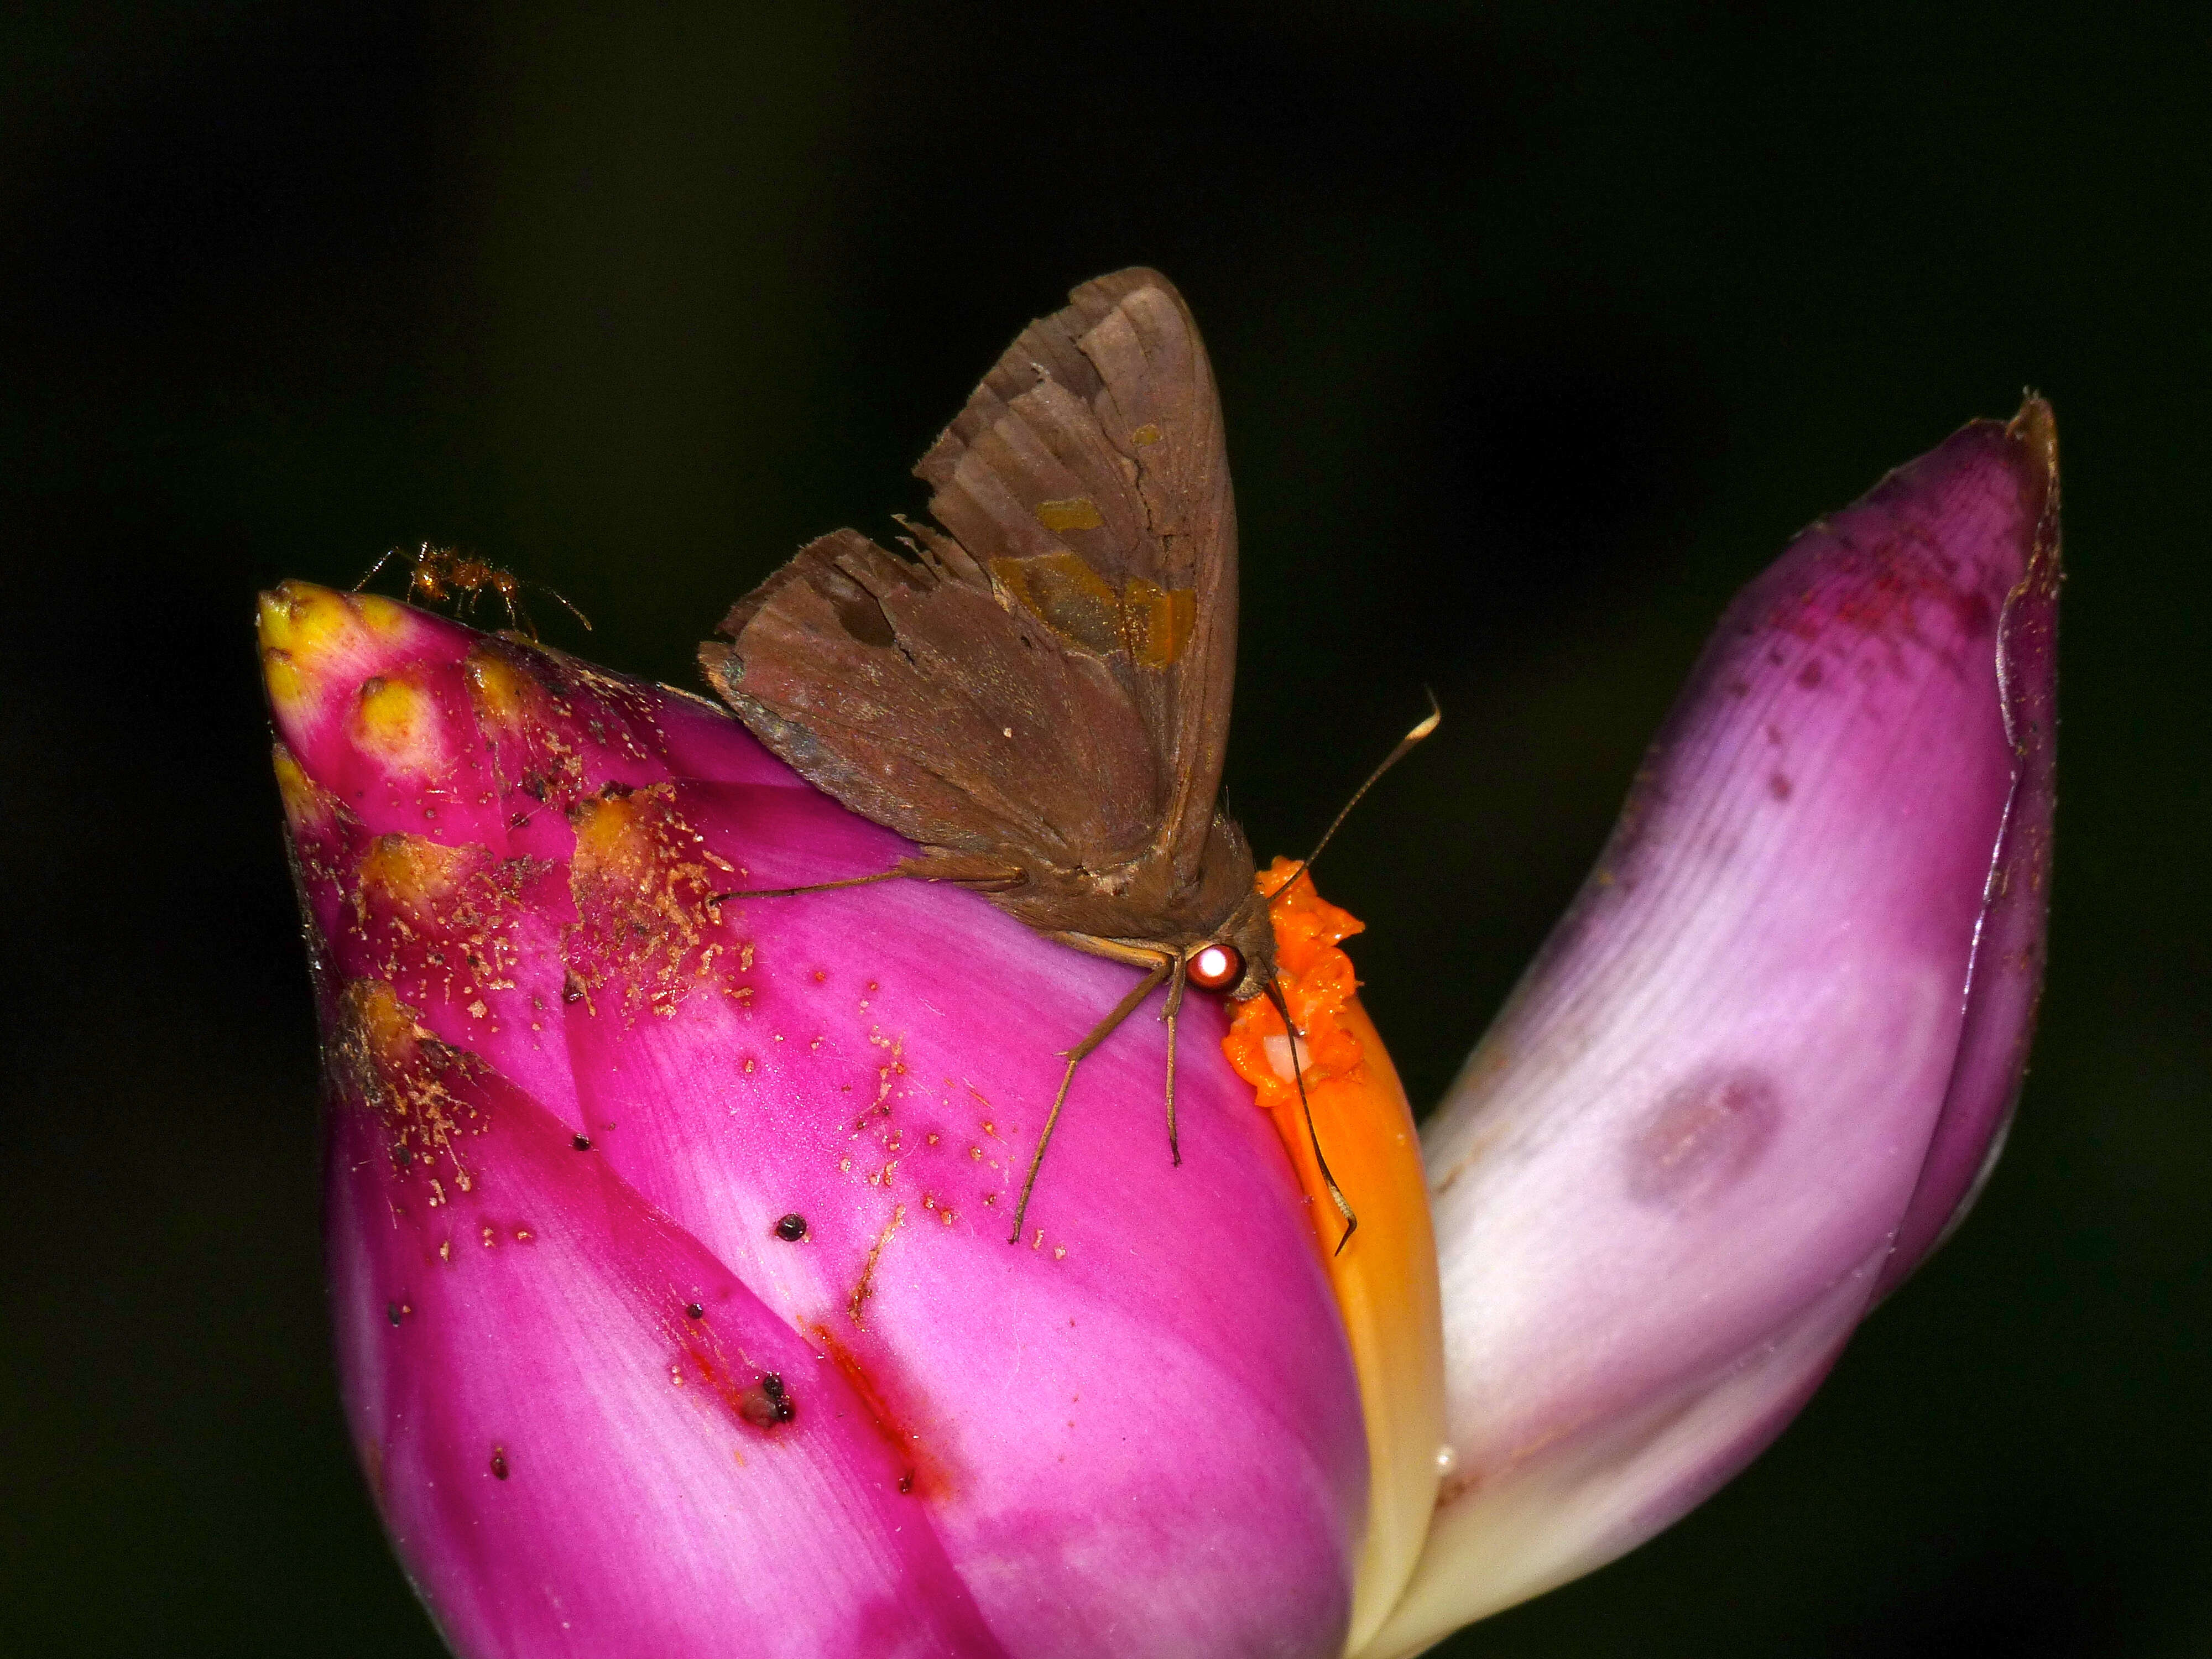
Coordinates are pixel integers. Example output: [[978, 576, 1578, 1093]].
[[1121, 576, 1196, 669], [1034, 496, 1106, 531], [989, 552, 1123, 656], [990, 552, 1198, 669]]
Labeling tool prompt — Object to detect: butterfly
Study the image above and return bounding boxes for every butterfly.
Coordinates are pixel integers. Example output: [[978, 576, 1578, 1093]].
[[700, 269, 1429, 1243]]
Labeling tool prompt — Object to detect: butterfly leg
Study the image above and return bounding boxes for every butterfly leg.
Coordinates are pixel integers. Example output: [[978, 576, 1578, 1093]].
[[712, 853, 1024, 904], [1160, 953, 1188, 1167], [1009, 953, 1173, 1244]]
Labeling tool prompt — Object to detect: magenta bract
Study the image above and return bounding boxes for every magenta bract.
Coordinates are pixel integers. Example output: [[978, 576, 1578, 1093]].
[[263, 589, 1364, 1659]]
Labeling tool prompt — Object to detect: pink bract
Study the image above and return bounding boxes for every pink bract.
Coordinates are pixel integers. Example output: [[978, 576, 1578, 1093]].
[[1370, 403, 2059, 1656]]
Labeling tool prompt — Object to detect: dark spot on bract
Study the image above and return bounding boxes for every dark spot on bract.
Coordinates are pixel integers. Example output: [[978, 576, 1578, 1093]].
[[387, 1302, 404, 1327], [561, 971, 586, 1005], [685, 1302, 705, 1321], [489, 1448, 509, 1480], [1768, 773, 1793, 801], [1796, 659, 1825, 688], [572, 1134, 592, 1151], [1626, 1068, 1780, 1209], [897, 1472, 915, 1494], [775, 1213, 808, 1242], [392, 1144, 413, 1168]]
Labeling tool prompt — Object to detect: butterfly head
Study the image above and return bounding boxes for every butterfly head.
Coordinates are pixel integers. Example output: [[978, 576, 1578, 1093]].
[[1192, 890, 1279, 1002]]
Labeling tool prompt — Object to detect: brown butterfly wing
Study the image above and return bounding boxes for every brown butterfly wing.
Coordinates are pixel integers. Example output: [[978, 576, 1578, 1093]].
[[701, 525, 1161, 873], [914, 268, 1237, 885], [700, 269, 1240, 922]]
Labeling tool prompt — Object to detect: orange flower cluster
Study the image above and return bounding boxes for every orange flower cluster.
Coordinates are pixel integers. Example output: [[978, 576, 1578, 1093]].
[[1224, 857, 1369, 1113]]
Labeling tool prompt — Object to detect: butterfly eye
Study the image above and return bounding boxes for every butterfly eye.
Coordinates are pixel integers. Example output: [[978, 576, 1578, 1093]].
[[1187, 942, 1243, 991]]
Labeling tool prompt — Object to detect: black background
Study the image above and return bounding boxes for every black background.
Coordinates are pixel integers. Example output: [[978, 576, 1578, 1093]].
[[3, 4, 2205, 1655]]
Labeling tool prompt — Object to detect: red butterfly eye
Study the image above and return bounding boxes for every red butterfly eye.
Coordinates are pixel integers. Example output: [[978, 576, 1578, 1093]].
[[1187, 942, 1243, 991]]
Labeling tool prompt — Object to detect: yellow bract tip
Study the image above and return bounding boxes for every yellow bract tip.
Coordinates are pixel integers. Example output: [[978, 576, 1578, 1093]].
[[258, 582, 356, 661], [270, 743, 329, 833], [357, 832, 468, 907], [257, 582, 416, 682], [261, 647, 307, 718], [465, 648, 536, 728], [351, 672, 442, 771]]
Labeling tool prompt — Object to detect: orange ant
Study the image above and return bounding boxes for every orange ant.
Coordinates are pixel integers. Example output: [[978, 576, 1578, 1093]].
[[355, 542, 592, 640]]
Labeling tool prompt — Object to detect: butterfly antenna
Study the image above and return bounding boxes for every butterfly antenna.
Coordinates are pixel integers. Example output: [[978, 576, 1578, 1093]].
[[1272, 691, 1441, 908], [1265, 976, 1355, 1255]]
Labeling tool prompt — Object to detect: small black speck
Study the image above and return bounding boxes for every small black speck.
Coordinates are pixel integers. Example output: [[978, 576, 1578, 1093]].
[[685, 1302, 705, 1320], [896, 1471, 915, 1494], [387, 1302, 404, 1327], [393, 1144, 413, 1167], [490, 1449, 509, 1480], [775, 1213, 808, 1242], [572, 1134, 592, 1151]]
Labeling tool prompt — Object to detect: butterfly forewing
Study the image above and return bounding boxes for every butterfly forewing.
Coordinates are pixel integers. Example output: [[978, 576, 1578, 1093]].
[[701, 269, 1249, 942], [915, 269, 1238, 888]]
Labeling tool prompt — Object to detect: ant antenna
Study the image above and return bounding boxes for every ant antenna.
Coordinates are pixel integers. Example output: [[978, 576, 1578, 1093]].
[[1271, 691, 1441, 908]]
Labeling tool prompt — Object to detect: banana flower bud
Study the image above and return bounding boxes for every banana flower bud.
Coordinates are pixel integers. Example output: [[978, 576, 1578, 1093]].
[[260, 401, 2056, 1658]]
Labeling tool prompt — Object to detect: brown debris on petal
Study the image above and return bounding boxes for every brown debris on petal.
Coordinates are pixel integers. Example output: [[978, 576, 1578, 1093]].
[[343, 832, 562, 1042], [465, 636, 670, 827], [564, 782, 751, 1021], [736, 1370, 795, 1428], [331, 980, 492, 1194]]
